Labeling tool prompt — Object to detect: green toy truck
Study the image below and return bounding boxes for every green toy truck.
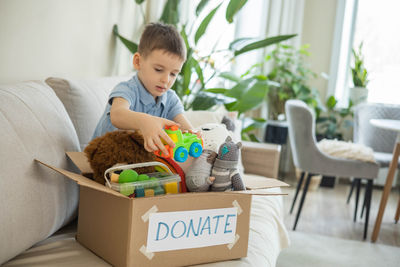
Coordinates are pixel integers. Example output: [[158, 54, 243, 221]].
[[155, 125, 203, 162]]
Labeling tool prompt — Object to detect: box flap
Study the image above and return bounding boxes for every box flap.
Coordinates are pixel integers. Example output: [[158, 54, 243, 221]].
[[35, 159, 126, 199], [244, 175, 289, 190], [66, 151, 93, 174], [226, 190, 287, 196]]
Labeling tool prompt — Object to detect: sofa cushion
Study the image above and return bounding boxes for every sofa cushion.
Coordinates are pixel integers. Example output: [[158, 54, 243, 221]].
[[45, 76, 132, 151], [0, 81, 80, 264]]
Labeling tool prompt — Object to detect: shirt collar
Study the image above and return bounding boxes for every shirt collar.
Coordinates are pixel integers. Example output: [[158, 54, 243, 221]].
[[135, 75, 167, 107]]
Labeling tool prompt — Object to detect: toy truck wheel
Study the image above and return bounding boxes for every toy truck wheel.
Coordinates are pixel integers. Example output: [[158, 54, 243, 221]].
[[189, 142, 203, 158], [174, 146, 188, 162]]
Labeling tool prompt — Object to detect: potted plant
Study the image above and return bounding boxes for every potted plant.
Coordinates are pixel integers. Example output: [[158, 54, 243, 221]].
[[315, 95, 354, 187], [265, 44, 320, 121], [349, 42, 369, 105]]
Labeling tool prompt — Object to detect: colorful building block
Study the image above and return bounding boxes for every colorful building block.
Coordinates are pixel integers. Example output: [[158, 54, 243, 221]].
[[154, 186, 165, 195], [144, 189, 155, 197], [164, 181, 178, 194], [135, 187, 145, 198]]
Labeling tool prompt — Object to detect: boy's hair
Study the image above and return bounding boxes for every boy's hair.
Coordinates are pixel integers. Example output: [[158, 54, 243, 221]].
[[138, 22, 186, 61]]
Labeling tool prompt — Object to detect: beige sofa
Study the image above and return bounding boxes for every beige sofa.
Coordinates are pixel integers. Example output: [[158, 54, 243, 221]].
[[0, 76, 289, 266]]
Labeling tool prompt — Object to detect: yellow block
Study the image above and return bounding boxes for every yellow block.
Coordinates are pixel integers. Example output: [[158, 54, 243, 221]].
[[164, 182, 178, 194], [144, 189, 155, 197], [110, 173, 119, 183]]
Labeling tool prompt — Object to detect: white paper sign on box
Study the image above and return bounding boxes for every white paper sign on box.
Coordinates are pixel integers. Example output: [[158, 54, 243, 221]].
[[146, 208, 238, 252]]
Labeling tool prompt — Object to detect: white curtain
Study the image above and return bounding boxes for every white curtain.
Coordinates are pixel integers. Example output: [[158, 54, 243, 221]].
[[112, 0, 151, 76], [234, 0, 305, 76]]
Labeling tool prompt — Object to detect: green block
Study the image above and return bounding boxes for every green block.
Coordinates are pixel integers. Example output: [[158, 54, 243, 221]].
[[138, 174, 150, 181], [120, 184, 135, 196], [119, 169, 138, 183], [154, 186, 165, 195]]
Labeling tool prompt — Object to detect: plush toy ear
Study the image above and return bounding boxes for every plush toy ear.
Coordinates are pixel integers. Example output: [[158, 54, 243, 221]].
[[236, 141, 242, 149], [225, 136, 232, 142], [84, 136, 102, 160], [221, 116, 235, 132]]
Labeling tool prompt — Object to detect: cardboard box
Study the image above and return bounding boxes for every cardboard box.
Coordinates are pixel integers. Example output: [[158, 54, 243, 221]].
[[36, 152, 288, 267]]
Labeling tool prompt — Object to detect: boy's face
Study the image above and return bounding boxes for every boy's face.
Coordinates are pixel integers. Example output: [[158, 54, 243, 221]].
[[133, 49, 184, 99]]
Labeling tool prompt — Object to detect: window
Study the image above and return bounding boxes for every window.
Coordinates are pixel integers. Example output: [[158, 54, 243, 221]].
[[332, 0, 400, 105], [353, 0, 400, 104]]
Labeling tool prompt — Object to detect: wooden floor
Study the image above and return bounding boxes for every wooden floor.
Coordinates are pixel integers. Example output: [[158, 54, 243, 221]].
[[281, 177, 400, 247]]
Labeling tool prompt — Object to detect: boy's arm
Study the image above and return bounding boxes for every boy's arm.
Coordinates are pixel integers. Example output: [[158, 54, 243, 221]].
[[173, 113, 194, 131], [110, 97, 178, 155], [173, 113, 202, 138]]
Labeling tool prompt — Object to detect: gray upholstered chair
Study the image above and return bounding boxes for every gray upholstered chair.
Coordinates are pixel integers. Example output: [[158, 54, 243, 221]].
[[285, 100, 379, 239], [349, 103, 400, 220]]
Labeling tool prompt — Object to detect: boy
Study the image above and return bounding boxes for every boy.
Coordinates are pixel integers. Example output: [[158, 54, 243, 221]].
[[92, 22, 195, 156]]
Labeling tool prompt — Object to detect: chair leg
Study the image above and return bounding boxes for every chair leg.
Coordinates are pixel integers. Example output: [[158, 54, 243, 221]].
[[347, 178, 356, 204], [290, 171, 305, 214], [354, 178, 361, 222], [361, 183, 367, 219], [293, 173, 312, 231], [363, 179, 373, 240], [395, 196, 400, 224]]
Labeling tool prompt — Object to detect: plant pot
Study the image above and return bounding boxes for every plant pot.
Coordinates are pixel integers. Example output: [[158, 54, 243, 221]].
[[264, 120, 288, 145], [349, 86, 368, 106]]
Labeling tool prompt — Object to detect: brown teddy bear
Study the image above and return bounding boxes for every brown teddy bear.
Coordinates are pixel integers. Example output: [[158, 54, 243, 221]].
[[84, 130, 156, 185]]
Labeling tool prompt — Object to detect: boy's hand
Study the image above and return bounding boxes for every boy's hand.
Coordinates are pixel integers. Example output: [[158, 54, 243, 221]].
[[183, 129, 202, 139], [139, 115, 180, 156]]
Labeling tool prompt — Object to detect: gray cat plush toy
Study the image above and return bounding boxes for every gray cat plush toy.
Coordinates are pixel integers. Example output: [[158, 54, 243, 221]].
[[185, 118, 235, 192], [210, 136, 245, 191], [185, 149, 217, 192]]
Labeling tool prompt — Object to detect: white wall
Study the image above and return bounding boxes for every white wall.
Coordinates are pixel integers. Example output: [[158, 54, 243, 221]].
[[0, 0, 142, 83], [0, 0, 339, 101], [301, 0, 338, 100]]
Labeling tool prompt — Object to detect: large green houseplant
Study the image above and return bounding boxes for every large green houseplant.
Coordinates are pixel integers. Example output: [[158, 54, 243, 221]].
[[315, 95, 353, 140], [205, 43, 321, 141], [265, 44, 320, 120], [349, 42, 369, 105], [113, 0, 295, 110]]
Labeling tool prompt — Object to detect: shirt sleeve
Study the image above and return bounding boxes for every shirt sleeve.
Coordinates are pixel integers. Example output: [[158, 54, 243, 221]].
[[166, 90, 184, 120], [108, 80, 137, 109]]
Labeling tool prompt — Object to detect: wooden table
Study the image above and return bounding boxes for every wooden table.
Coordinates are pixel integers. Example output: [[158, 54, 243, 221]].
[[370, 119, 400, 242]]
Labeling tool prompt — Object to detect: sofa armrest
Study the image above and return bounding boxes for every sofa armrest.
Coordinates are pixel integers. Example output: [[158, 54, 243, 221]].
[[241, 141, 281, 179]]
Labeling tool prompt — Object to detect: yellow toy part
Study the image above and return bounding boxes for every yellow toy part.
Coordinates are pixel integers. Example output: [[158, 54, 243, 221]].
[[164, 181, 178, 194]]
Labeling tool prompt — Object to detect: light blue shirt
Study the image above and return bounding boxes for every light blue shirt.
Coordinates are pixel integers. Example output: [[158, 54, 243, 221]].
[[92, 75, 184, 139]]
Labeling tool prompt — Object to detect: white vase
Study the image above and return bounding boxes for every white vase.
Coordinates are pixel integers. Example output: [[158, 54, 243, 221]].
[[349, 86, 368, 106]]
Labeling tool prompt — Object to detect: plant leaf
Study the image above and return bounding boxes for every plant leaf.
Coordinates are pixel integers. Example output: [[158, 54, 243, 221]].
[[195, 3, 222, 44], [135, 0, 145, 4], [233, 80, 269, 114], [113, 25, 138, 54], [226, 0, 248, 23], [191, 93, 220, 110], [182, 56, 193, 95], [160, 0, 180, 25], [225, 78, 254, 99], [234, 34, 297, 56], [204, 88, 228, 94], [248, 133, 260, 142], [224, 101, 238, 111], [192, 57, 204, 86], [229, 37, 253, 50], [196, 0, 211, 15], [219, 72, 241, 83], [326, 95, 337, 109]]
